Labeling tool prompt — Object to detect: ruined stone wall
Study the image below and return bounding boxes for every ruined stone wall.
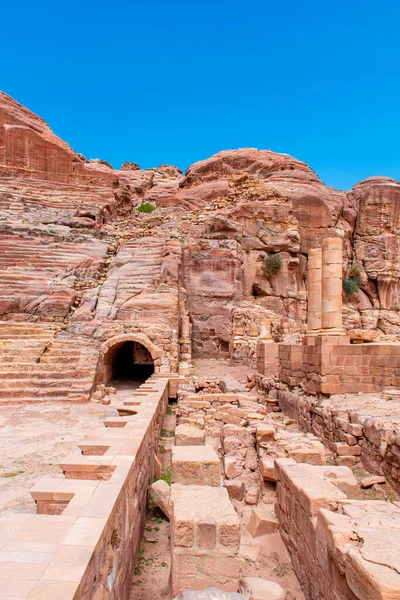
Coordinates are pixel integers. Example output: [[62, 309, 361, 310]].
[[275, 458, 400, 600], [278, 389, 400, 493]]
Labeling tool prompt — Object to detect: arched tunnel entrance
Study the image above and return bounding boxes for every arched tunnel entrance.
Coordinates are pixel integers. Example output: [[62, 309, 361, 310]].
[[110, 341, 154, 384]]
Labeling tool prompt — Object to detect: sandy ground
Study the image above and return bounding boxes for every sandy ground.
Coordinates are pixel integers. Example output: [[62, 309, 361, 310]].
[[192, 358, 253, 383], [0, 400, 117, 515], [130, 401, 176, 600]]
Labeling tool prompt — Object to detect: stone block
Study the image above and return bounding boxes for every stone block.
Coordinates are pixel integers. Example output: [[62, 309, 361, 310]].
[[171, 484, 240, 550], [172, 445, 221, 487], [171, 485, 241, 596], [244, 485, 260, 505], [360, 475, 386, 488], [224, 457, 243, 479], [333, 443, 361, 457], [224, 479, 245, 501], [175, 424, 206, 446], [149, 480, 171, 518], [256, 424, 275, 445], [247, 507, 279, 537], [287, 446, 325, 465], [260, 456, 277, 482]]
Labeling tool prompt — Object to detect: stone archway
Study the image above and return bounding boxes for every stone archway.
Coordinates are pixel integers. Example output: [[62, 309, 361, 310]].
[[101, 333, 163, 385]]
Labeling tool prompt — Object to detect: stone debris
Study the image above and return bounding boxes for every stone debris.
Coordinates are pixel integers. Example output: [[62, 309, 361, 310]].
[[360, 475, 386, 488]]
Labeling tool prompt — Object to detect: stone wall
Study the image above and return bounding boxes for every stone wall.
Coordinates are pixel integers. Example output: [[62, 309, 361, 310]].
[[278, 388, 400, 493], [278, 343, 303, 386], [0, 376, 170, 599], [275, 458, 400, 600], [303, 337, 400, 395]]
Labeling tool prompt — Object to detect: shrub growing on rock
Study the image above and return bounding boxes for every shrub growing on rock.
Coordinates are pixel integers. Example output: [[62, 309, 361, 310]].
[[136, 202, 156, 213], [343, 278, 360, 296], [264, 253, 282, 279], [343, 263, 365, 296], [348, 263, 364, 281]]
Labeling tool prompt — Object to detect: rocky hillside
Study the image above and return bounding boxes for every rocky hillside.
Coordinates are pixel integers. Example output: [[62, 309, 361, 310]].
[[1, 91, 400, 360]]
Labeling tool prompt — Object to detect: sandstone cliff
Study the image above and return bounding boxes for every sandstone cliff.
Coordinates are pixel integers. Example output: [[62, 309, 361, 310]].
[[1, 91, 400, 367]]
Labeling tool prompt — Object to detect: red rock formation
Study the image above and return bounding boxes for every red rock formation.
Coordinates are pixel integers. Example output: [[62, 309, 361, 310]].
[[1, 91, 400, 394]]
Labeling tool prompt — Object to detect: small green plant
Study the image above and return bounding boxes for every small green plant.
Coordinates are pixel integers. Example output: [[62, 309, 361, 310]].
[[134, 547, 145, 576], [343, 278, 360, 296], [160, 429, 174, 438], [264, 253, 282, 279], [344, 263, 365, 296], [160, 467, 171, 486], [348, 263, 364, 282], [110, 528, 120, 548], [136, 202, 156, 213]]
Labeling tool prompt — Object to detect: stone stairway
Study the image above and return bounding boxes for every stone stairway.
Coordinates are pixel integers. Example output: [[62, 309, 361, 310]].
[[0, 230, 107, 320], [0, 322, 98, 402]]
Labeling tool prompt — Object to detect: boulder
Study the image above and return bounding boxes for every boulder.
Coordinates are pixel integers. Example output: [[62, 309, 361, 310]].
[[247, 507, 279, 537], [256, 424, 276, 445], [220, 376, 248, 394], [149, 480, 171, 518]]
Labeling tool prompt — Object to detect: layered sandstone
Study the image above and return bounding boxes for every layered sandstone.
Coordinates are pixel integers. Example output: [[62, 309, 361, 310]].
[[1, 91, 400, 404]]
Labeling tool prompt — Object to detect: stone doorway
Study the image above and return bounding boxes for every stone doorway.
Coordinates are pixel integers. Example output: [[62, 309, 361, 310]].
[[111, 341, 154, 384]]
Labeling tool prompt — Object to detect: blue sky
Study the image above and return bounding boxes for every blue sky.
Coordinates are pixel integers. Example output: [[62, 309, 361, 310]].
[[1, 0, 399, 190]]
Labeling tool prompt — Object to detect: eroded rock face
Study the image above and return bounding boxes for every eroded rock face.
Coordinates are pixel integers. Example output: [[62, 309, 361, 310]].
[[1, 91, 400, 383]]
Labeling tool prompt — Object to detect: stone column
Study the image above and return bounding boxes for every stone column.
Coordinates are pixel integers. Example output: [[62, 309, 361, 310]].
[[307, 248, 322, 334], [321, 237, 345, 334]]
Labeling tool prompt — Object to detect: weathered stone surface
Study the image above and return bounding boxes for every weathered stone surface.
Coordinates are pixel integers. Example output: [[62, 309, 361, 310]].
[[172, 445, 221, 486], [170, 484, 241, 596], [260, 456, 277, 482], [175, 424, 206, 446], [224, 479, 246, 501], [149, 479, 171, 518], [256, 424, 276, 445], [247, 507, 279, 537], [348, 329, 380, 343], [360, 475, 386, 488]]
